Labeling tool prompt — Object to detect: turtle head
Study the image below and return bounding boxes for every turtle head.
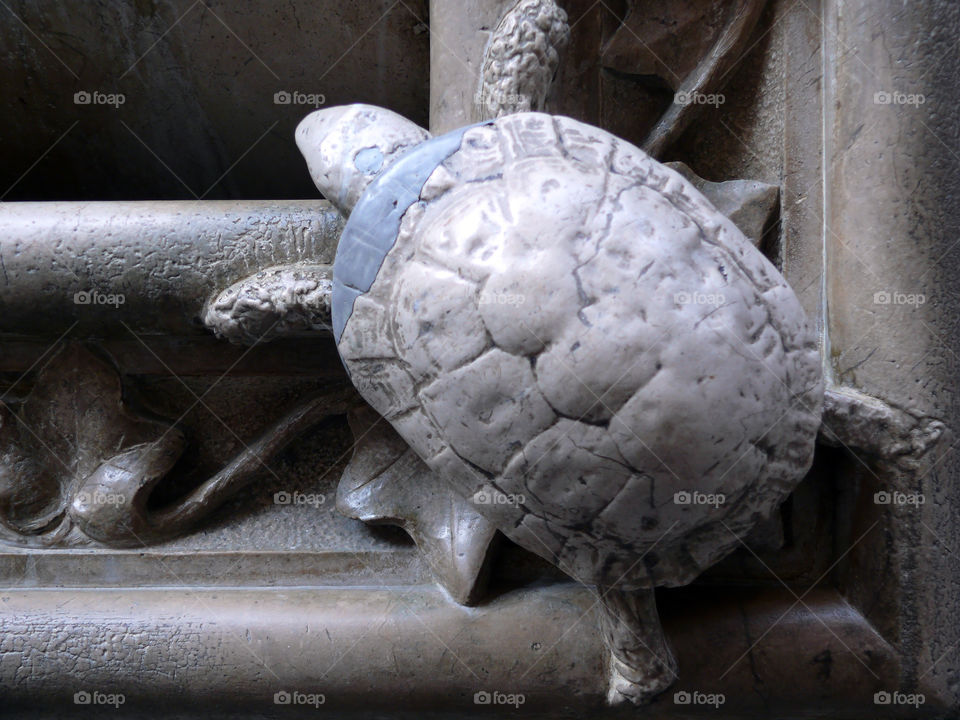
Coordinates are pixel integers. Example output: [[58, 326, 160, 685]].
[[296, 104, 431, 217]]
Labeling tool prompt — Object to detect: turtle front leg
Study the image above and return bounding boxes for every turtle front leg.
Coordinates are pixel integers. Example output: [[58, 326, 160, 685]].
[[203, 264, 333, 345], [597, 586, 678, 705]]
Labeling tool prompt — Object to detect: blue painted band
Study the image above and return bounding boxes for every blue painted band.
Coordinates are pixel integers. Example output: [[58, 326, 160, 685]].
[[331, 122, 488, 343]]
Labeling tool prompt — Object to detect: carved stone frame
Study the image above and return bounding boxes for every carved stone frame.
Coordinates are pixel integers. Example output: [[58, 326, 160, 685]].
[[1, 0, 958, 718]]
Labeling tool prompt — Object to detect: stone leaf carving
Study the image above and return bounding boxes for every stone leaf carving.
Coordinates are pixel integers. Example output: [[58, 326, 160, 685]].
[[338, 404, 497, 605], [69, 387, 356, 546], [601, 0, 768, 157], [297, 105, 824, 704], [0, 343, 180, 546], [476, 0, 570, 119], [0, 342, 358, 548]]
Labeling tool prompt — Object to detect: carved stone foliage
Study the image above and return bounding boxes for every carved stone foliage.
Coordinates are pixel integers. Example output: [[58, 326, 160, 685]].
[[0, 344, 177, 546], [0, 343, 356, 548], [545, 0, 768, 158], [602, 0, 767, 156]]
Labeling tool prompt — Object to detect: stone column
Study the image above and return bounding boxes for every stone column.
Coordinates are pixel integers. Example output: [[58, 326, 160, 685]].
[[823, 0, 960, 704]]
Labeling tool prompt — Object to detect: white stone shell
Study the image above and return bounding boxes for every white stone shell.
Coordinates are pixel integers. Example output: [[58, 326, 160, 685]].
[[337, 113, 823, 590]]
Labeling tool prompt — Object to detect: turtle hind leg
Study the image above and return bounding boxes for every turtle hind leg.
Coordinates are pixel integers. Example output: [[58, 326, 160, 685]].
[[597, 586, 678, 705]]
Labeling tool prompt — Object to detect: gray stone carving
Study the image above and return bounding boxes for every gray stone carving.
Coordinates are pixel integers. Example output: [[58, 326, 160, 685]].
[[295, 104, 431, 218], [0, 343, 356, 548], [666, 161, 779, 248], [203, 264, 334, 345], [290, 105, 823, 703], [602, 0, 769, 157], [476, 0, 570, 119], [820, 385, 946, 472], [0, 344, 177, 547], [3, 0, 959, 716], [70, 387, 356, 547], [337, 404, 498, 605]]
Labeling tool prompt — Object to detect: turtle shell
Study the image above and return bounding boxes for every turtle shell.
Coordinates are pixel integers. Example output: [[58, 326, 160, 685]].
[[333, 112, 823, 590]]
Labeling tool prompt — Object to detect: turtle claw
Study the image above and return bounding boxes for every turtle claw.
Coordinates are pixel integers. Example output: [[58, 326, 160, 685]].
[[607, 652, 677, 706], [598, 587, 678, 705], [338, 404, 498, 606]]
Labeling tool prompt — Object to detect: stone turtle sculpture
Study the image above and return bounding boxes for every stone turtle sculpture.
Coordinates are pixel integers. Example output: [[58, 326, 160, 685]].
[[300, 104, 825, 703]]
